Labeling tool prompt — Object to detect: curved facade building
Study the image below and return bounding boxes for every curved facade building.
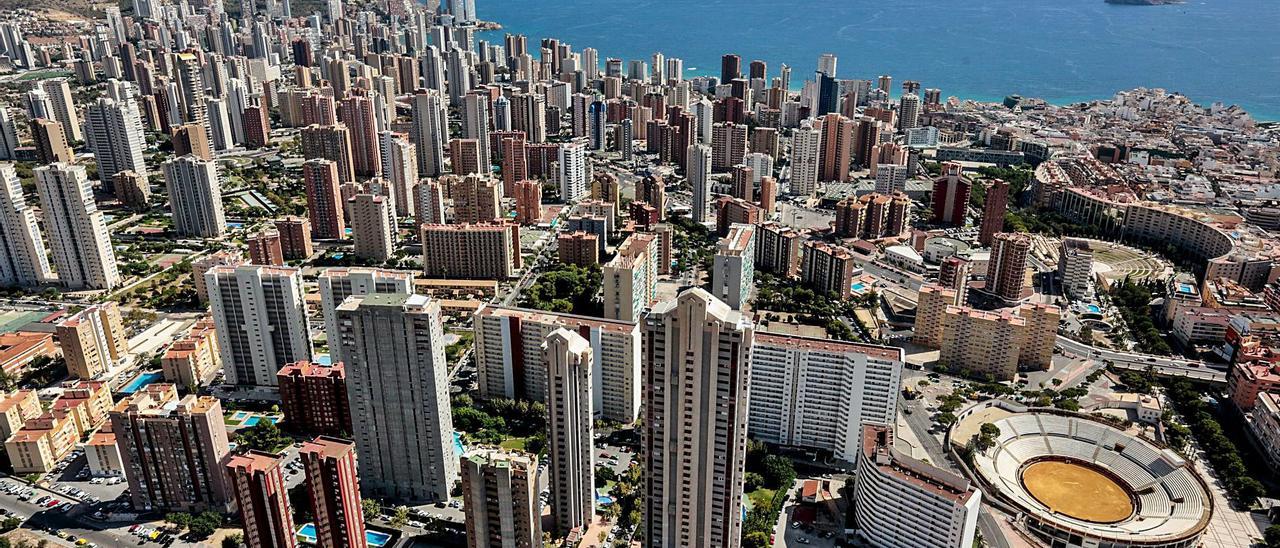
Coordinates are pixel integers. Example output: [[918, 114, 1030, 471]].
[[963, 407, 1212, 548], [852, 425, 981, 548]]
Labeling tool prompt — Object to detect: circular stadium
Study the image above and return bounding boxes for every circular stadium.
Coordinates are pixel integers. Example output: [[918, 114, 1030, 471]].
[[956, 406, 1212, 548]]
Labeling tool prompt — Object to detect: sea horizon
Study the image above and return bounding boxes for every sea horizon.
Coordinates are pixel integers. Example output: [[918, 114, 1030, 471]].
[[477, 0, 1280, 121]]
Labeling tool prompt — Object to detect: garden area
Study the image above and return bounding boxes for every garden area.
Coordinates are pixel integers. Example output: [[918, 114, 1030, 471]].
[[519, 263, 602, 316], [450, 395, 547, 455]]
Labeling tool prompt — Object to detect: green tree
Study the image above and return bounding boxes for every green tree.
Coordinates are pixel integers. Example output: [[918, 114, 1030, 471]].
[[233, 420, 289, 453], [390, 505, 411, 528], [222, 533, 244, 548], [937, 412, 958, 426], [974, 423, 1001, 452], [743, 472, 765, 492], [742, 531, 771, 548], [165, 511, 193, 530], [1265, 524, 1280, 548], [760, 455, 796, 490], [187, 513, 221, 539], [362, 498, 381, 522]]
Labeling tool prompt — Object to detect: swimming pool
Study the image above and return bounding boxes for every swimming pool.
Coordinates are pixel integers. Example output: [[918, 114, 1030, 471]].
[[596, 495, 614, 505], [119, 372, 164, 395], [231, 411, 250, 420], [296, 524, 392, 547], [242, 416, 280, 427], [453, 432, 465, 456], [851, 282, 867, 293], [1086, 304, 1101, 314]]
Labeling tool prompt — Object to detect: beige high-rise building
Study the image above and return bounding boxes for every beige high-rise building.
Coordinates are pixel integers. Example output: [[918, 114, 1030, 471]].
[[420, 223, 519, 279], [913, 284, 959, 349], [454, 175, 503, 224], [603, 233, 658, 322], [160, 318, 221, 389], [349, 194, 395, 262], [461, 448, 541, 548], [414, 179, 447, 226], [543, 329, 595, 537], [939, 307, 1026, 381], [110, 384, 231, 512], [642, 289, 751, 548], [57, 303, 128, 379], [987, 232, 1032, 302], [1017, 303, 1061, 371], [337, 293, 457, 502]]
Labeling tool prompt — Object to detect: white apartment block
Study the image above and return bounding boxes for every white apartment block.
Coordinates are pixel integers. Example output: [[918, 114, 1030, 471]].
[[84, 91, 147, 182], [874, 164, 909, 194], [473, 304, 641, 424], [163, 155, 226, 238], [317, 267, 415, 365], [748, 333, 903, 463], [602, 233, 658, 323], [853, 425, 981, 548], [35, 163, 121, 290], [206, 265, 310, 387], [337, 293, 457, 502], [1058, 238, 1094, 299], [0, 163, 51, 287], [711, 223, 755, 310], [557, 140, 588, 202], [789, 119, 821, 196]]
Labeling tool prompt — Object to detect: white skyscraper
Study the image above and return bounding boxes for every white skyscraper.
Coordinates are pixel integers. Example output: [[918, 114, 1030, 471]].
[[0, 108, 19, 160], [789, 119, 821, 196], [0, 163, 51, 287], [666, 57, 684, 83], [558, 140, 588, 202], [461, 93, 491, 169], [337, 293, 457, 502], [898, 92, 921, 131], [687, 143, 712, 224], [316, 267, 414, 366], [642, 289, 751, 548], [163, 155, 226, 238], [543, 328, 595, 537], [85, 91, 148, 184], [817, 53, 838, 78], [206, 265, 310, 387], [34, 163, 121, 290], [41, 78, 82, 143], [24, 90, 52, 122], [205, 97, 235, 151], [411, 90, 449, 177], [379, 131, 418, 218], [691, 97, 714, 144]]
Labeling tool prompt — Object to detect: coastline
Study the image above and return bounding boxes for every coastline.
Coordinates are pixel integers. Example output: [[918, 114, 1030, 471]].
[[474, 0, 1279, 123]]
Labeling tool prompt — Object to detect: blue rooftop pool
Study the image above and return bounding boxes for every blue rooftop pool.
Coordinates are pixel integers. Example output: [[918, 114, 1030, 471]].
[[119, 372, 164, 395], [297, 524, 391, 547], [242, 415, 280, 427]]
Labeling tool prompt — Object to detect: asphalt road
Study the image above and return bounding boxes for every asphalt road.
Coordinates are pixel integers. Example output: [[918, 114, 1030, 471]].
[[898, 394, 1011, 548], [1054, 335, 1225, 383]]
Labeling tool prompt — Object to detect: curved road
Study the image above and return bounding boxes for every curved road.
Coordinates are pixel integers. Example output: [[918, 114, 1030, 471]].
[[1054, 335, 1225, 384]]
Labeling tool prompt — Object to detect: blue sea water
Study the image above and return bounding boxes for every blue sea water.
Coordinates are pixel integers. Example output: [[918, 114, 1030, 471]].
[[477, 0, 1280, 120]]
